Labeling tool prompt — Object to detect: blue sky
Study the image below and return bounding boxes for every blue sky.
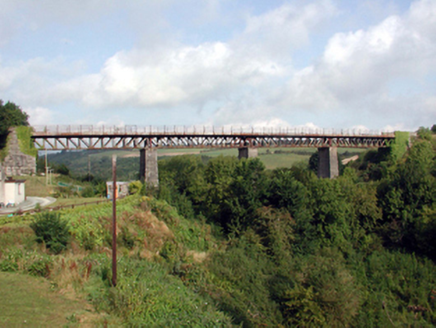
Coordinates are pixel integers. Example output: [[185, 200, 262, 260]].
[[0, 0, 435, 132]]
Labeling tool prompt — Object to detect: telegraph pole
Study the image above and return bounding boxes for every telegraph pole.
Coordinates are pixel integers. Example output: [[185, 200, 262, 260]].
[[112, 155, 117, 287], [45, 149, 48, 185]]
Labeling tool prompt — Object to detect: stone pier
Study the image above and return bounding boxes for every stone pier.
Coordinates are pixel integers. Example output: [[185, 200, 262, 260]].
[[238, 147, 258, 159], [317, 147, 339, 179], [2, 128, 36, 176], [139, 148, 159, 187]]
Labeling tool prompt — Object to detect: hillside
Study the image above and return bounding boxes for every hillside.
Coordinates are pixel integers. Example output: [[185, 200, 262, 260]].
[[44, 147, 364, 180], [1, 194, 435, 326], [1, 130, 436, 326]]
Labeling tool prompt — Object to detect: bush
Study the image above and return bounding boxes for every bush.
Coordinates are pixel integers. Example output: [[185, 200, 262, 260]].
[[30, 212, 70, 254], [0, 260, 19, 272], [27, 256, 52, 277], [128, 181, 143, 195], [81, 185, 95, 198]]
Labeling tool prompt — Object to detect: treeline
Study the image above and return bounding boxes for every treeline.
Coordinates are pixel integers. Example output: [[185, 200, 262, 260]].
[[41, 150, 140, 181], [144, 129, 436, 326]]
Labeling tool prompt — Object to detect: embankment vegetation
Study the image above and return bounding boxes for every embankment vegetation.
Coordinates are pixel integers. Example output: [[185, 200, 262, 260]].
[[0, 127, 436, 326]]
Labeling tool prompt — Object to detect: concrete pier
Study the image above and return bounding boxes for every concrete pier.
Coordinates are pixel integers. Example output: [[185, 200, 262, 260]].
[[139, 148, 159, 187], [317, 147, 339, 179], [238, 147, 258, 159]]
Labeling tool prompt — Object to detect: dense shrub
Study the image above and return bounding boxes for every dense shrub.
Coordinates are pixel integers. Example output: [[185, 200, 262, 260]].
[[30, 212, 70, 254]]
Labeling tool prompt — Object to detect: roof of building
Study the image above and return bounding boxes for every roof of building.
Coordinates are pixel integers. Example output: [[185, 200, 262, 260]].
[[4, 178, 26, 183]]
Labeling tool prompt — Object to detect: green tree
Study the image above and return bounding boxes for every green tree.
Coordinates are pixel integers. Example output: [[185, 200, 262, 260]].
[[201, 156, 238, 220], [268, 168, 311, 221], [308, 152, 318, 174], [378, 140, 436, 255], [417, 127, 432, 141], [220, 158, 268, 232], [0, 100, 29, 149]]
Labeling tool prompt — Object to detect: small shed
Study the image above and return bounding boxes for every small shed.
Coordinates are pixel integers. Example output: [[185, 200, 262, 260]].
[[106, 181, 130, 199], [0, 178, 26, 206]]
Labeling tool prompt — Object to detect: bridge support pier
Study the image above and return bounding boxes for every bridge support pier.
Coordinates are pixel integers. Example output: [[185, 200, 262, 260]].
[[139, 148, 159, 187], [238, 147, 258, 159], [317, 147, 339, 179]]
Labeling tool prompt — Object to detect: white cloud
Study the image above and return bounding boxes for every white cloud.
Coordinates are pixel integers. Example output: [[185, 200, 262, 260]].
[[383, 123, 406, 132], [235, 0, 337, 60], [278, 0, 436, 117], [60, 42, 285, 109], [1, 0, 436, 131], [0, 57, 86, 106], [25, 107, 53, 125]]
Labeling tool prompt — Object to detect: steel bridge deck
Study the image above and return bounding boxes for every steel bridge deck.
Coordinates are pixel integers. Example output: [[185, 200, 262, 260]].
[[31, 126, 396, 150]]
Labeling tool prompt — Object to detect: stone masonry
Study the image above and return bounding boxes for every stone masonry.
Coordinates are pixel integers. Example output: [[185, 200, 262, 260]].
[[139, 148, 159, 187], [238, 147, 258, 159], [317, 147, 339, 179], [1, 128, 36, 176]]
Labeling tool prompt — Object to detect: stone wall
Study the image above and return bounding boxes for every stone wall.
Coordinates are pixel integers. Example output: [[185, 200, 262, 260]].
[[1, 128, 36, 176]]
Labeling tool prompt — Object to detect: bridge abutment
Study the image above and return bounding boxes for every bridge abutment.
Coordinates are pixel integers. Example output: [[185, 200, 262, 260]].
[[139, 148, 159, 187], [317, 147, 339, 179], [238, 147, 258, 159]]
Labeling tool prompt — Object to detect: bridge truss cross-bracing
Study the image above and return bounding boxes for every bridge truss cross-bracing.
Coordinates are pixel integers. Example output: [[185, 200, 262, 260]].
[[31, 125, 395, 151]]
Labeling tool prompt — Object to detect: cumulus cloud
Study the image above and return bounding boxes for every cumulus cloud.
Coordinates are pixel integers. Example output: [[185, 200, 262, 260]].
[[237, 0, 337, 59], [0, 57, 86, 106], [279, 0, 436, 117], [42, 0, 334, 114], [1, 0, 436, 130], [24, 106, 53, 125], [59, 42, 285, 109]]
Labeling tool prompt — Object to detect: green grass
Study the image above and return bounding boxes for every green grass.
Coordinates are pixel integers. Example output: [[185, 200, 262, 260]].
[[0, 272, 98, 327], [15, 126, 38, 158], [51, 197, 107, 207], [18, 175, 55, 197], [88, 149, 135, 159], [158, 148, 202, 154], [260, 153, 311, 169]]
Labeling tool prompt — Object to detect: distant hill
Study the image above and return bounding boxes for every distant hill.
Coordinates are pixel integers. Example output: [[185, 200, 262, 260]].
[[44, 147, 364, 180]]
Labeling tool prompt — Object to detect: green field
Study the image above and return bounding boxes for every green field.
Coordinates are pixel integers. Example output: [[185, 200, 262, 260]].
[[45, 146, 368, 181], [0, 272, 98, 327], [50, 197, 107, 207], [17, 175, 55, 197]]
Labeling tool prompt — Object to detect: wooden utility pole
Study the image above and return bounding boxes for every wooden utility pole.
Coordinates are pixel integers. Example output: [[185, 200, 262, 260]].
[[45, 149, 48, 185], [112, 155, 117, 287]]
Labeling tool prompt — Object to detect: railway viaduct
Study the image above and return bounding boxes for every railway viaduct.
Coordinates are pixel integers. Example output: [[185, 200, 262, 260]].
[[31, 125, 396, 186]]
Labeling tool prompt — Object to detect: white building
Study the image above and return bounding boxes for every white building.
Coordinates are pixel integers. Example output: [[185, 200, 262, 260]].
[[0, 178, 26, 207]]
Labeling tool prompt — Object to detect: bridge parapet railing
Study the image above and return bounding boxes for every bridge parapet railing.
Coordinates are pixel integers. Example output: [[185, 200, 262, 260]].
[[32, 125, 395, 137]]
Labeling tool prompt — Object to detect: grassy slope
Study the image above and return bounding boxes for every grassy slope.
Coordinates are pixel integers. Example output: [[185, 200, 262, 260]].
[[0, 272, 97, 327], [19, 175, 55, 197], [0, 196, 233, 326], [51, 197, 106, 207], [15, 126, 38, 158], [1, 193, 435, 326]]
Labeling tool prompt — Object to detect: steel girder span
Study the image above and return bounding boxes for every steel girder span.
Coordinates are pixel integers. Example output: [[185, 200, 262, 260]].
[[31, 133, 394, 151]]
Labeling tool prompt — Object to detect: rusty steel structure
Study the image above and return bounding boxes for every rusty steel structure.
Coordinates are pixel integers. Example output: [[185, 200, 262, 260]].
[[31, 125, 395, 150]]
